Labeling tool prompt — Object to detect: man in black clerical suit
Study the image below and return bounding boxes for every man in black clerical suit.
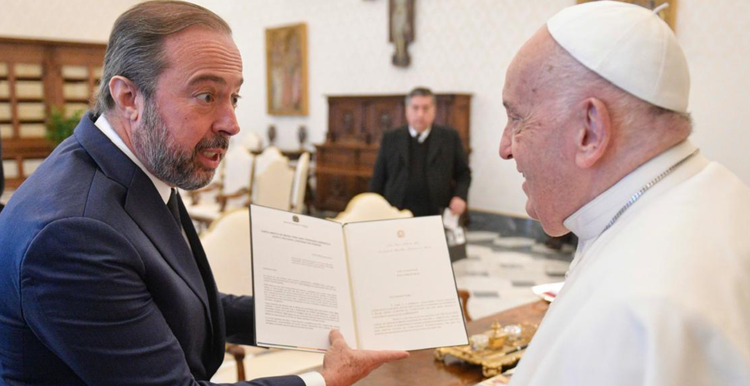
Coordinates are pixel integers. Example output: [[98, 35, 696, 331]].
[[370, 87, 471, 217], [0, 2, 407, 385]]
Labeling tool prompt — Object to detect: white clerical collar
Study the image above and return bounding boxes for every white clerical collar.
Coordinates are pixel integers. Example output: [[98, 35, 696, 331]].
[[563, 140, 699, 241], [94, 114, 172, 205], [408, 126, 431, 143]]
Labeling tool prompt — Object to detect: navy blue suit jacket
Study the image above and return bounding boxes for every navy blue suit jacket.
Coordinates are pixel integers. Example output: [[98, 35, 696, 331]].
[[0, 113, 304, 386]]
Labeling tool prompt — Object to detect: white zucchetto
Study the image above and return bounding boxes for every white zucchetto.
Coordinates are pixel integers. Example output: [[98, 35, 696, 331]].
[[547, 1, 690, 113]]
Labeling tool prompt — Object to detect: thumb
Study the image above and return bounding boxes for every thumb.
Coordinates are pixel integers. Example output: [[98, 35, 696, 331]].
[[329, 329, 348, 346], [364, 349, 410, 363]]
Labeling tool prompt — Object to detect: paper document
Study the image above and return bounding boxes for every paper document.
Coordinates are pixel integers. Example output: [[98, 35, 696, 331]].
[[443, 208, 460, 230], [250, 205, 469, 352]]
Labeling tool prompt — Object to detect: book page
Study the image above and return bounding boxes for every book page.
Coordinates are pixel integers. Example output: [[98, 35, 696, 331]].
[[344, 216, 468, 351], [250, 205, 356, 351]]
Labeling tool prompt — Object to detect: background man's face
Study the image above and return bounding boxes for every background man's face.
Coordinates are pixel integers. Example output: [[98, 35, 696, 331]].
[[405, 95, 436, 133], [132, 26, 243, 190]]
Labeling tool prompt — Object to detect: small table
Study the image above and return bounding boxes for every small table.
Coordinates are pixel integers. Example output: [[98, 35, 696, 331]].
[[351, 300, 549, 386]]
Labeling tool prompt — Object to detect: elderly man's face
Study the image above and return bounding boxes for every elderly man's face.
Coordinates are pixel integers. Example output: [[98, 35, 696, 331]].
[[132, 26, 243, 190], [499, 29, 578, 236], [405, 95, 436, 133]]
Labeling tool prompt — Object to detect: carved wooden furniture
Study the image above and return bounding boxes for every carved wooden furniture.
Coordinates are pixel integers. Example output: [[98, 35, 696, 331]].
[[0, 37, 105, 189], [315, 93, 471, 212]]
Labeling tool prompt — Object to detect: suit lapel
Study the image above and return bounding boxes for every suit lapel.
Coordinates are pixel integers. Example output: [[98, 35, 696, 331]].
[[397, 128, 410, 166], [76, 113, 212, 320], [76, 113, 223, 372], [177, 193, 225, 371], [123, 172, 211, 317]]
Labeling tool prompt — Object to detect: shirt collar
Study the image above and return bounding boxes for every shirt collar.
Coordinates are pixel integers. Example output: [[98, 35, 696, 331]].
[[94, 114, 173, 205], [563, 140, 699, 241], [408, 126, 431, 143]]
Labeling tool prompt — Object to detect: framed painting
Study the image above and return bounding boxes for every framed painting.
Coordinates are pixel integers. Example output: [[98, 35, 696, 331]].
[[576, 0, 677, 31], [266, 23, 308, 115]]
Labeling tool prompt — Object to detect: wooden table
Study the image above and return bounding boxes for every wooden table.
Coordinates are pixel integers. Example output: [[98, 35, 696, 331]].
[[352, 300, 549, 386]]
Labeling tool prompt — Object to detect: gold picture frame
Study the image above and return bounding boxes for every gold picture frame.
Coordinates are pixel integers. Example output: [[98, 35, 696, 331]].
[[576, 0, 677, 31], [265, 23, 308, 116]]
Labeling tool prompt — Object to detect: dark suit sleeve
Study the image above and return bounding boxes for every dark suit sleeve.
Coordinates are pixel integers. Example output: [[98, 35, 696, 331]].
[[451, 131, 471, 201], [21, 218, 303, 386], [369, 134, 389, 195], [221, 293, 256, 345]]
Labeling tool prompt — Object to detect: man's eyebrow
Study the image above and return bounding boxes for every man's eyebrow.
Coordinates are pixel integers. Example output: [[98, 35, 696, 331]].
[[503, 101, 514, 111], [189, 75, 226, 86], [188, 75, 244, 88]]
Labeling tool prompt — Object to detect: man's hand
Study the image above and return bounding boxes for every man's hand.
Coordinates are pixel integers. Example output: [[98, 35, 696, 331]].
[[449, 197, 467, 215], [320, 330, 409, 386]]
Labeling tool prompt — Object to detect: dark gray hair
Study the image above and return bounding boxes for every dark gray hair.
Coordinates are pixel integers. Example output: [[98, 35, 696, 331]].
[[405, 87, 436, 106], [93, 0, 232, 115]]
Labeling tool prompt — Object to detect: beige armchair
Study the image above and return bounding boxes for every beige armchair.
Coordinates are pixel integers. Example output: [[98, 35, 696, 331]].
[[201, 208, 324, 382], [330, 193, 413, 224], [290, 152, 310, 213], [253, 157, 294, 211], [185, 147, 254, 230]]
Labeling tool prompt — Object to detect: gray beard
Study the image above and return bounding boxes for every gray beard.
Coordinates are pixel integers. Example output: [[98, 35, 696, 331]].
[[131, 100, 228, 190]]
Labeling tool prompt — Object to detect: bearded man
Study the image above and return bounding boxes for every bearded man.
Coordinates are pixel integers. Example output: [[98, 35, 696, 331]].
[[0, 2, 407, 385]]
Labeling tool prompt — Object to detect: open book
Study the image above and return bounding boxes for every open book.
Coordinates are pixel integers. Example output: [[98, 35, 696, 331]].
[[249, 204, 468, 352]]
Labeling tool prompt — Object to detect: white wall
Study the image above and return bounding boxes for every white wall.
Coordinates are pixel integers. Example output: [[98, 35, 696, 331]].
[[2, 0, 749, 217]]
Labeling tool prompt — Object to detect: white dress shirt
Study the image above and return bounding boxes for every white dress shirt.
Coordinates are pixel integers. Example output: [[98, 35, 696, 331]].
[[408, 126, 431, 143]]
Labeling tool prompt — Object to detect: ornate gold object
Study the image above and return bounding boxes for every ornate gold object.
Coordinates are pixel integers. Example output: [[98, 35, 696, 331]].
[[486, 321, 508, 349], [435, 322, 538, 378]]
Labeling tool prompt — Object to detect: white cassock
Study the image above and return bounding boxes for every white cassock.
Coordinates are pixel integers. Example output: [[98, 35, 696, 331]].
[[510, 140, 750, 386]]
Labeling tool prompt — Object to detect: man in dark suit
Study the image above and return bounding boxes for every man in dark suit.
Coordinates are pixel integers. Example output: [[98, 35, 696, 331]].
[[370, 87, 471, 217], [0, 2, 406, 385]]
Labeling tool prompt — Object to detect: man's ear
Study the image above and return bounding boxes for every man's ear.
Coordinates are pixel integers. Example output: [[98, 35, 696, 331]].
[[108, 75, 141, 122], [575, 98, 611, 169]]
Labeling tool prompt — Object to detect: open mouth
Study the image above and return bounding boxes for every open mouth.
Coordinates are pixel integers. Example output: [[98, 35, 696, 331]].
[[197, 148, 225, 169], [201, 150, 221, 161]]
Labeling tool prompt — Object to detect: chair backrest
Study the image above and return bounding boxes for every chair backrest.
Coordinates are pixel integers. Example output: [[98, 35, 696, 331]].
[[222, 147, 255, 196], [254, 146, 284, 177], [200, 208, 253, 296], [254, 158, 295, 210], [331, 193, 413, 224], [239, 131, 263, 153], [290, 152, 310, 213]]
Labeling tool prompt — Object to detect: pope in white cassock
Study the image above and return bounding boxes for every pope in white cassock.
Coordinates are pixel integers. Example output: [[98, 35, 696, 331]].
[[499, 1, 750, 385]]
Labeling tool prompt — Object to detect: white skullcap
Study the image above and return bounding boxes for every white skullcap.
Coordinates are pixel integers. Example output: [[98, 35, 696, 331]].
[[547, 1, 690, 113]]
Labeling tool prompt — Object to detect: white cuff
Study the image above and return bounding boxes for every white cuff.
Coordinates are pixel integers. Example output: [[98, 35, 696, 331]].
[[297, 371, 326, 386]]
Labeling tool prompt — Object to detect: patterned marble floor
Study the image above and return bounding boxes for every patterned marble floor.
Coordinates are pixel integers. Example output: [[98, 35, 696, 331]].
[[455, 230, 574, 320]]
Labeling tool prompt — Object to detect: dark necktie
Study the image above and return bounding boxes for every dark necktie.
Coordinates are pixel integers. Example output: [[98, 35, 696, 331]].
[[171, 189, 224, 367], [167, 189, 181, 228]]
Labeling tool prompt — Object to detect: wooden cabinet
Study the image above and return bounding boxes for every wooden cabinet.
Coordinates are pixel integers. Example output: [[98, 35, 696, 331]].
[[315, 94, 471, 212], [0, 37, 106, 189]]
